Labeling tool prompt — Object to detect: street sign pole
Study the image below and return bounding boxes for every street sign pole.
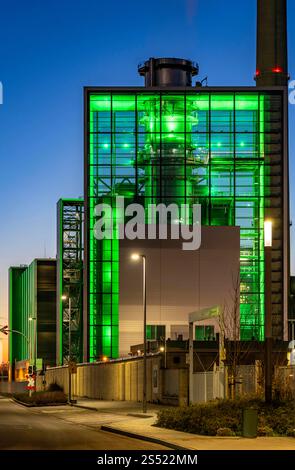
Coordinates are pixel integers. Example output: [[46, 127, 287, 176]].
[[68, 297, 72, 405]]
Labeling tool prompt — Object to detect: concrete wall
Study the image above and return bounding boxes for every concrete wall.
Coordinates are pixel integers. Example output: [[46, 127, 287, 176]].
[[41, 356, 188, 405], [0, 380, 26, 394], [119, 227, 240, 356]]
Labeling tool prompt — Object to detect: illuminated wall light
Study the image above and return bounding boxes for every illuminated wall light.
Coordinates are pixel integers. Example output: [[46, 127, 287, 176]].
[[264, 220, 273, 247], [103, 143, 109, 149], [167, 117, 176, 132], [123, 143, 129, 148]]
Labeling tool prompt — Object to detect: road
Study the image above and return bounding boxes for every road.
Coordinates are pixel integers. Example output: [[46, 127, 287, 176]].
[[0, 397, 167, 450]]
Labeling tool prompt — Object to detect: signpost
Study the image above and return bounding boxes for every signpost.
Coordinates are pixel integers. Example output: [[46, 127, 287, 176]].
[[68, 361, 77, 375], [26, 374, 36, 396]]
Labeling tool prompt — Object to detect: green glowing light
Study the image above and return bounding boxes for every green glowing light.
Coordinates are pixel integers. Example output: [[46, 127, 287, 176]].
[[88, 90, 268, 356]]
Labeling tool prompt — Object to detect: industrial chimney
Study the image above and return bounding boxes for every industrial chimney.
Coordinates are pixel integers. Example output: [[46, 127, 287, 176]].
[[138, 57, 198, 87], [256, 0, 289, 86]]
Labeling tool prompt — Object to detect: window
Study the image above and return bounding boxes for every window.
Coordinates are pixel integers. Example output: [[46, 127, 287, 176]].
[[195, 325, 215, 341], [146, 325, 166, 341]]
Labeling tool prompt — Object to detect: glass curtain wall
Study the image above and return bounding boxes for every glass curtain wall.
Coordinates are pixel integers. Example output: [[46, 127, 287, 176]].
[[87, 91, 281, 360]]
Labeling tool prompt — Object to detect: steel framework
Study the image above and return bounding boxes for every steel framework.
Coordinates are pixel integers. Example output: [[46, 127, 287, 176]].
[[57, 199, 84, 364]]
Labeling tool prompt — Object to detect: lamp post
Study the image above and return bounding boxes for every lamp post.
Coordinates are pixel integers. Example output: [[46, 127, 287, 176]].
[[28, 316, 37, 390], [131, 253, 147, 413], [62, 294, 72, 404], [159, 343, 167, 368], [264, 220, 273, 403]]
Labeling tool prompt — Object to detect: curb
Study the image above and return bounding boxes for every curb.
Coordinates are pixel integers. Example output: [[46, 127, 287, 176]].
[[12, 397, 67, 408], [72, 404, 99, 412], [12, 398, 35, 408], [101, 425, 190, 451]]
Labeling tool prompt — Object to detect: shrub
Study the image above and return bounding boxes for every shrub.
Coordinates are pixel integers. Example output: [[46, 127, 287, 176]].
[[257, 426, 274, 437], [14, 391, 67, 406], [156, 399, 295, 437], [216, 427, 236, 437], [47, 382, 63, 392], [286, 428, 295, 438], [157, 402, 241, 436]]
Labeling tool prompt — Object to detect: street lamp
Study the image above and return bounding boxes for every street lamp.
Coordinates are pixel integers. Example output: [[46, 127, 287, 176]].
[[62, 294, 72, 404], [159, 344, 167, 368], [28, 316, 37, 386], [264, 220, 273, 403], [131, 253, 147, 413]]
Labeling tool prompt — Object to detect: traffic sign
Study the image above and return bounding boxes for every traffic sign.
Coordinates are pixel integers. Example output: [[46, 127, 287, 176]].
[[26, 375, 36, 391], [0, 325, 8, 335]]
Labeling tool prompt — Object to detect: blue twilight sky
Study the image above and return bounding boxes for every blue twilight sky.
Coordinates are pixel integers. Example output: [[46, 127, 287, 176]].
[[0, 0, 295, 342]]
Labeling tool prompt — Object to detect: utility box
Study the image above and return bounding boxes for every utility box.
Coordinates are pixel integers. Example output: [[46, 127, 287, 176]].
[[242, 408, 258, 438]]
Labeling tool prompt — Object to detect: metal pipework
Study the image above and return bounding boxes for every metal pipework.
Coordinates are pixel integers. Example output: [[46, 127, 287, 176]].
[[256, 0, 289, 86], [138, 57, 198, 87]]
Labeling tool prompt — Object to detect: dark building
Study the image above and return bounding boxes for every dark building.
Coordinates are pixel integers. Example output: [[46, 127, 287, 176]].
[[9, 259, 57, 374]]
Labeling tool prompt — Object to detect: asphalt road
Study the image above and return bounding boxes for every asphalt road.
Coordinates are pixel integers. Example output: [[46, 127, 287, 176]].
[[0, 397, 167, 450]]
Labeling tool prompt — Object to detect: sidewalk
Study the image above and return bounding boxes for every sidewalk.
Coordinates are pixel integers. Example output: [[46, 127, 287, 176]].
[[71, 399, 295, 450]]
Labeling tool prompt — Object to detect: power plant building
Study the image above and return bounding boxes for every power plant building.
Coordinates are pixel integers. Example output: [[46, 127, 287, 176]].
[[7, 0, 290, 368], [83, 1, 290, 362], [9, 259, 57, 373]]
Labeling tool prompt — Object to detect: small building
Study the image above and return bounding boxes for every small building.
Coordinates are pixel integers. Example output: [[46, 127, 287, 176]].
[[9, 259, 56, 380]]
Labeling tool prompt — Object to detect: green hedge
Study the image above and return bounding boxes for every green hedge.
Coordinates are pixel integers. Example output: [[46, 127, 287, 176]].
[[14, 391, 67, 406], [156, 399, 295, 437]]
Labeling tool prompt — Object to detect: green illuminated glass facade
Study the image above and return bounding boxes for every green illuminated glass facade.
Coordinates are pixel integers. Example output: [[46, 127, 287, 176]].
[[85, 89, 285, 361], [9, 266, 30, 363], [9, 260, 57, 367]]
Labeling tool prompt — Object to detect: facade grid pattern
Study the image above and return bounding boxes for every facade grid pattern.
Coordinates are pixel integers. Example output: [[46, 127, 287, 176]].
[[86, 90, 284, 360]]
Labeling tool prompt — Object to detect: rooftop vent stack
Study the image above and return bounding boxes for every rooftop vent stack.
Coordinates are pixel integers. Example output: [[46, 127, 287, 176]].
[[138, 58, 198, 87], [256, 0, 288, 86]]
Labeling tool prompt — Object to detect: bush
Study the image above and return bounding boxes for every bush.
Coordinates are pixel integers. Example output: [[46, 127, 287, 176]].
[[157, 402, 241, 436], [261, 406, 295, 435], [156, 399, 295, 437], [286, 428, 295, 438], [14, 391, 67, 406], [47, 382, 63, 392], [257, 426, 274, 437], [216, 427, 236, 437]]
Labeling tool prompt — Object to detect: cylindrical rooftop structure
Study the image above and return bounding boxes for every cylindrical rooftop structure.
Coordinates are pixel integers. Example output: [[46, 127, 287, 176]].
[[138, 57, 198, 87]]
